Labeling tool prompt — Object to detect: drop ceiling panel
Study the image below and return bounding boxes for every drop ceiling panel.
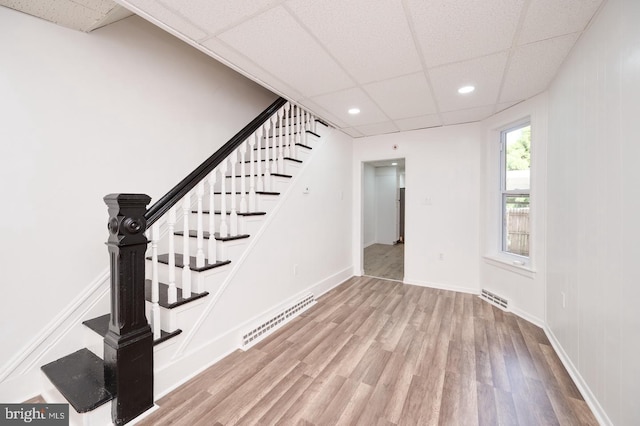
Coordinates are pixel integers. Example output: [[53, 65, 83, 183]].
[[2, 0, 105, 31], [363, 72, 437, 120], [127, 0, 207, 39], [394, 114, 442, 132], [218, 6, 354, 97], [441, 105, 495, 125], [161, 0, 282, 36], [310, 87, 389, 127], [407, 0, 525, 67], [518, 0, 603, 45], [286, 0, 422, 84], [341, 127, 364, 138], [298, 98, 349, 128], [355, 121, 399, 137], [429, 52, 508, 112], [500, 33, 579, 103], [202, 37, 304, 101]]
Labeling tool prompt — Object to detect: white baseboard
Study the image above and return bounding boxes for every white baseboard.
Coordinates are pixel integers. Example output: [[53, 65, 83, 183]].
[[510, 306, 544, 328], [544, 326, 611, 426], [403, 277, 479, 295]]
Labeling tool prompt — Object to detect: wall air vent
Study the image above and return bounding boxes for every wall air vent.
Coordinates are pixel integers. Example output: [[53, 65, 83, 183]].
[[241, 294, 316, 349], [480, 289, 509, 310]]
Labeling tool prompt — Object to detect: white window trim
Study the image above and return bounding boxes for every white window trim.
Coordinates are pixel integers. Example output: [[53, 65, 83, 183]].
[[496, 119, 532, 267]]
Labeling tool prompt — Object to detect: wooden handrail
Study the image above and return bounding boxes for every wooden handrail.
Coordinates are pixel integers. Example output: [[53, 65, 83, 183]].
[[144, 97, 287, 226]]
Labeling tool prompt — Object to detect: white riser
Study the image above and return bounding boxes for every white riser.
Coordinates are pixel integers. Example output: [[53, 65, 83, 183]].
[[200, 193, 279, 212], [187, 212, 266, 236], [83, 327, 104, 360], [146, 258, 228, 289], [215, 174, 291, 193], [172, 234, 248, 262]]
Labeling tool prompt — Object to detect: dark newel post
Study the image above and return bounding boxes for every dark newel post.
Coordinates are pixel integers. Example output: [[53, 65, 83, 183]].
[[103, 193, 154, 426]]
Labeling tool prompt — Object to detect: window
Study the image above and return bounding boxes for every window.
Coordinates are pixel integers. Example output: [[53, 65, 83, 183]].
[[500, 122, 531, 259]]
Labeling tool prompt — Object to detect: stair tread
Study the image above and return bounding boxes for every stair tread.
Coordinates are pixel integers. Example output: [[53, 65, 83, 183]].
[[174, 230, 250, 242], [41, 348, 114, 413], [197, 210, 267, 216], [212, 191, 280, 195], [144, 279, 209, 309], [226, 173, 292, 178], [243, 157, 302, 164], [253, 143, 311, 151], [82, 314, 182, 345], [154, 253, 231, 271]]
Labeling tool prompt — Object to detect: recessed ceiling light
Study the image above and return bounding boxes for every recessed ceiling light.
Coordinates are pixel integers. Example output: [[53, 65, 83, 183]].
[[458, 85, 475, 94], [391, 162, 398, 166], [348, 107, 361, 115]]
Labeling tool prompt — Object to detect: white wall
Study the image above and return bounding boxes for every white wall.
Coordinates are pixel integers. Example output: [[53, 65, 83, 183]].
[[546, 0, 640, 424], [353, 124, 481, 293], [0, 9, 275, 373], [362, 163, 376, 247], [374, 166, 398, 245], [479, 94, 548, 325]]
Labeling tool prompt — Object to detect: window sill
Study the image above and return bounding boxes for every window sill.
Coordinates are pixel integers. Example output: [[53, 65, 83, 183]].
[[483, 255, 536, 279]]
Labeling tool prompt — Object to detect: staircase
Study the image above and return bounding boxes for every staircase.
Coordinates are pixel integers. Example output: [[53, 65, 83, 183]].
[[38, 98, 324, 425]]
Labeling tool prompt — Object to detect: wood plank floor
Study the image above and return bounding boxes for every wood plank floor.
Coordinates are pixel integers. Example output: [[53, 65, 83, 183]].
[[138, 276, 597, 426], [363, 243, 404, 281]]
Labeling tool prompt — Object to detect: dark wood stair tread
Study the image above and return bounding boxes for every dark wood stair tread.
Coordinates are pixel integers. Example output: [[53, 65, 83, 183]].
[[226, 173, 292, 178], [144, 279, 209, 309], [212, 191, 280, 195], [253, 142, 311, 150], [154, 253, 231, 272], [41, 348, 114, 413], [174, 230, 250, 242], [243, 157, 302, 164], [197, 210, 266, 217], [82, 314, 182, 345]]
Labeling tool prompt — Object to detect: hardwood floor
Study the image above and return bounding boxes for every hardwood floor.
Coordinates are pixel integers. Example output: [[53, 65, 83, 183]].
[[363, 243, 404, 281], [138, 276, 597, 426]]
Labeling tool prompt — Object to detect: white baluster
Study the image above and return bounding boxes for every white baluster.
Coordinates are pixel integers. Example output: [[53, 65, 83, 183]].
[[150, 223, 161, 340], [248, 134, 257, 212], [256, 127, 264, 192], [196, 181, 205, 268], [219, 159, 228, 238], [292, 104, 300, 159], [207, 170, 217, 264], [240, 141, 248, 213], [182, 193, 191, 297], [299, 107, 306, 149], [277, 110, 284, 174], [167, 206, 177, 304], [230, 150, 238, 236], [284, 102, 291, 158], [264, 119, 272, 191]]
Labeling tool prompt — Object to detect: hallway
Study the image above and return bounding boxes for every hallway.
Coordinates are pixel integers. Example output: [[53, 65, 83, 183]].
[[363, 243, 404, 281]]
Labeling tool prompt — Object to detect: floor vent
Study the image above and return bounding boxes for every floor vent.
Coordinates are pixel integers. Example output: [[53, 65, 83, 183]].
[[480, 289, 509, 310], [241, 294, 316, 349]]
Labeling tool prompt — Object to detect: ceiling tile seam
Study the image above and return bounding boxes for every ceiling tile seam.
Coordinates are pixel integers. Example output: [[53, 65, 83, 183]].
[[281, 2, 397, 127], [582, 0, 609, 34], [400, 0, 443, 125], [516, 31, 584, 49], [149, 0, 211, 40], [493, 0, 534, 114], [197, 36, 304, 102], [199, 0, 289, 42], [66, 0, 105, 14]]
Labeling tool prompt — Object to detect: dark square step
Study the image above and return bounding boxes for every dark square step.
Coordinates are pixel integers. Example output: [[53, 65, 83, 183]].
[[144, 279, 209, 309], [41, 348, 114, 413], [83, 314, 182, 345]]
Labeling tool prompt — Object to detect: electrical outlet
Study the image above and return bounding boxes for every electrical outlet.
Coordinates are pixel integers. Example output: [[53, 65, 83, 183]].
[[439, 253, 444, 261], [294, 264, 299, 276]]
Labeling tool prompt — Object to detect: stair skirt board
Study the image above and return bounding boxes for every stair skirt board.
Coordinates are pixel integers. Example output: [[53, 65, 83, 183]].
[[241, 294, 316, 349]]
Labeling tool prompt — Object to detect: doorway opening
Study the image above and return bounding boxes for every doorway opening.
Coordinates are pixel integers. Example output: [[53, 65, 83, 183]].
[[362, 158, 405, 281]]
